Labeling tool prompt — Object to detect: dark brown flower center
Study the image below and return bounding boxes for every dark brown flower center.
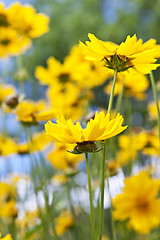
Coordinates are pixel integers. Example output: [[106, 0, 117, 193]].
[[59, 73, 70, 84], [1, 39, 10, 45], [136, 199, 149, 211], [0, 14, 9, 27]]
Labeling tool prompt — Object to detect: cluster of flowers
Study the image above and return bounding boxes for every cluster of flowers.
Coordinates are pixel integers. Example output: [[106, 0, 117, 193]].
[[0, 2, 49, 57], [0, 1, 160, 239]]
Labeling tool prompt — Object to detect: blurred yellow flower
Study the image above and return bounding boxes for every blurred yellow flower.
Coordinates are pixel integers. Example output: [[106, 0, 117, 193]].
[[45, 111, 127, 153], [47, 83, 86, 120], [55, 210, 74, 236], [51, 174, 68, 186], [148, 100, 160, 120], [0, 2, 49, 57], [79, 33, 160, 73], [0, 135, 18, 156], [47, 143, 83, 171], [35, 46, 108, 89], [16, 210, 39, 232], [0, 234, 12, 240], [64, 45, 109, 88], [15, 100, 55, 123], [0, 84, 16, 104], [108, 130, 149, 171], [105, 70, 149, 100], [113, 171, 160, 234], [0, 182, 17, 218], [0, 3, 10, 27], [102, 236, 109, 240], [7, 2, 49, 39], [143, 129, 160, 156], [0, 27, 30, 57]]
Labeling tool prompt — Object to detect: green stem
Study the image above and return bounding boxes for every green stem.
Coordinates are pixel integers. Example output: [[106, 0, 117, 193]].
[[108, 69, 118, 113], [106, 171, 116, 240], [99, 69, 118, 240], [150, 71, 160, 144], [99, 140, 107, 240], [115, 78, 124, 115], [85, 153, 95, 240]]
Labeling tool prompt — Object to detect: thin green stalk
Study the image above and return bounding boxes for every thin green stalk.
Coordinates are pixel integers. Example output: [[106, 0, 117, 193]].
[[99, 69, 118, 240], [66, 181, 76, 218], [115, 78, 124, 115], [150, 71, 160, 146], [85, 153, 95, 240], [108, 69, 118, 114], [106, 171, 116, 240], [25, 126, 59, 240], [99, 140, 107, 240]]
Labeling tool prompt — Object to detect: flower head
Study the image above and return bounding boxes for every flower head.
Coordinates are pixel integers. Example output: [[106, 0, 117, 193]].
[[7, 3, 49, 39], [113, 171, 160, 234], [45, 111, 127, 153], [15, 100, 55, 123], [0, 27, 30, 57], [79, 34, 160, 73], [55, 210, 74, 236]]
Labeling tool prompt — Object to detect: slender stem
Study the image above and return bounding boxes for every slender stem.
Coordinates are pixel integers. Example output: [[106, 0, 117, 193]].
[[150, 71, 160, 146], [99, 69, 118, 240], [115, 78, 124, 115], [85, 153, 95, 240], [106, 171, 116, 240], [99, 140, 107, 240], [108, 69, 118, 113]]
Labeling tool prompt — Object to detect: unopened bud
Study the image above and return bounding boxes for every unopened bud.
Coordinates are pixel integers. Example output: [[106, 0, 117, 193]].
[[5, 94, 19, 108], [14, 68, 28, 82]]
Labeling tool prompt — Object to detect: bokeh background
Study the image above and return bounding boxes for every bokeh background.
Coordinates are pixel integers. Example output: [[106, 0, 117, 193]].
[[1, 0, 160, 176]]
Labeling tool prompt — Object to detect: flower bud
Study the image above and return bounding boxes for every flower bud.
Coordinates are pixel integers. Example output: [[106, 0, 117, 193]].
[[5, 94, 19, 108]]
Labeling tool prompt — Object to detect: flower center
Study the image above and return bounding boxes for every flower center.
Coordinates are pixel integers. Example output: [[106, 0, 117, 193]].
[[0, 14, 9, 27], [0, 39, 10, 45], [136, 199, 149, 212], [59, 73, 70, 84]]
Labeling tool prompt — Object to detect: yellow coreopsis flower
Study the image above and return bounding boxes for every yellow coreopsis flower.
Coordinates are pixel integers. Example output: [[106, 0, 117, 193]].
[[0, 234, 12, 240], [0, 27, 30, 57], [148, 100, 160, 120], [113, 171, 160, 234], [47, 83, 86, 120], [15, 100, 55, 123], [79, 33, 160, 73], [35, 47, 109, 88], [55, 210, 74, 236], [64, 45, 109, 88], [45, 111, 127, 153], [0, 182, 17, 218], [0, 3, 10, 27], [7, 2, 49, 39], [0, 135, 18, 156], [35, 56, 71, 86], [142, 128, 160, 156], [0, 84, 16, 104]]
